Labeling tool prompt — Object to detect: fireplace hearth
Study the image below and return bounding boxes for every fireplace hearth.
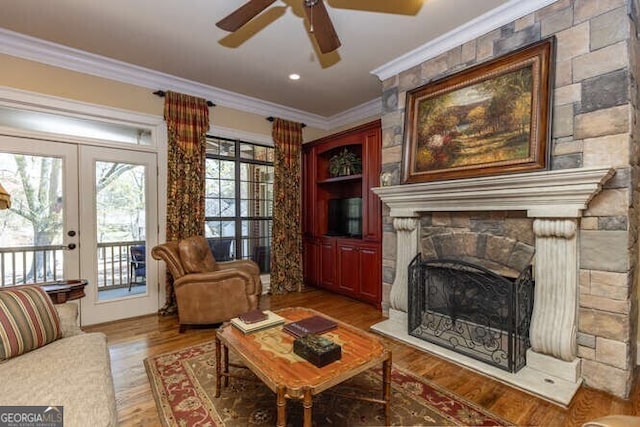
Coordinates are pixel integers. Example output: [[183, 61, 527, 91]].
[[408, 255, 534, 373]]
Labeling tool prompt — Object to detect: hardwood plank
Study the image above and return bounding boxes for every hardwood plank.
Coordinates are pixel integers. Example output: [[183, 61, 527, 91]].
[[84, 288, 640, 426]]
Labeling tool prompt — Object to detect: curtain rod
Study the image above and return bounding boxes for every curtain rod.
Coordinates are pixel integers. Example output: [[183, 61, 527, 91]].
[[153, 90, 215, 107], [266, 116, 306, 128]]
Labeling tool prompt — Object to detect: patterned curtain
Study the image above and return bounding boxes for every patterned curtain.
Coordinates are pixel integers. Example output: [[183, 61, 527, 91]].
[[159, 91, 210, 315], [270, 118, 304, 294]]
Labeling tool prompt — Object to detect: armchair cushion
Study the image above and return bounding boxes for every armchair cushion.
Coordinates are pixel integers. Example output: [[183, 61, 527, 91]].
[[0, 285, 62, 360], [179, 236, 219, 273]]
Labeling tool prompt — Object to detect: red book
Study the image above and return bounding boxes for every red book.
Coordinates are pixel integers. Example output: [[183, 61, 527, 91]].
[[238, 310, 268, 324], [283, 316, 337, 338]]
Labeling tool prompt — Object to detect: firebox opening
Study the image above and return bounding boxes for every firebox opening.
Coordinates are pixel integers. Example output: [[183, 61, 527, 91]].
[[408, 254, 535, 373]]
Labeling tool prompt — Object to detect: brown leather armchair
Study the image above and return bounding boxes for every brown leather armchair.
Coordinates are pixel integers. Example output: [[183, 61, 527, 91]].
[[152, 236, 262, 332]]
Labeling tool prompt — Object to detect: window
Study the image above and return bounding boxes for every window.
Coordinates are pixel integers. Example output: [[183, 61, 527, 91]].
[[205, 136, 274, 273]]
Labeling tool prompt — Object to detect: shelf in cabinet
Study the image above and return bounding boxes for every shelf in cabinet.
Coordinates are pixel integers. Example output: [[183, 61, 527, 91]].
[[317, 174, 363, 184]]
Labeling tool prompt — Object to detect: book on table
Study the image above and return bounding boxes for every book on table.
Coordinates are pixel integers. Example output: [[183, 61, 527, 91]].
[[238, 309, 268, 324], [282, 315, 338, 338], [230, 310, 285, 334]]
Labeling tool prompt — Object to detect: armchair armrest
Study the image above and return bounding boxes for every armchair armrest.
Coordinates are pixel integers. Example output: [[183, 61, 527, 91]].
[[218, 259, 260, 276], [54, 303, 83, 338]]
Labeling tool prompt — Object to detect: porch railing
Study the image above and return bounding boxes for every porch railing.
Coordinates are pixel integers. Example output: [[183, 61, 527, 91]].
[[0, 241, 146, 291]]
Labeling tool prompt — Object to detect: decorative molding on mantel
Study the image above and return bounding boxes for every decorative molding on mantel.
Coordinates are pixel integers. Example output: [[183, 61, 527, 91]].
[[371, 0, 560, 81], [372, 167, 616, 219], [0, 28, 383, 130]]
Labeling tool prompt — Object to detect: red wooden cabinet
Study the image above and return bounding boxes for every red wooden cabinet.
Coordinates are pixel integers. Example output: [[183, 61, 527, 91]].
[[302, 120, 382, 307]]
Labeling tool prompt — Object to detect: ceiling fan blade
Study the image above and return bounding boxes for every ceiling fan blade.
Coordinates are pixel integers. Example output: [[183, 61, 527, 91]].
[[305, 1, 341, 54], [216, 0, 277, 32]]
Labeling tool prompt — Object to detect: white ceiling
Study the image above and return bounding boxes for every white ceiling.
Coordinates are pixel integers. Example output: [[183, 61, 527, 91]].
[[0, 0, 514, 118]]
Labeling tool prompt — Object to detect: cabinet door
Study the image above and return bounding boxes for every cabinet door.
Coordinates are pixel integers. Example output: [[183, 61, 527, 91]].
[[359, 244, 381, 304], [303, 238, 319, 287], [337, 241, 360, 294], [319, 238, 337, 290], [362, 127, 382, 241]]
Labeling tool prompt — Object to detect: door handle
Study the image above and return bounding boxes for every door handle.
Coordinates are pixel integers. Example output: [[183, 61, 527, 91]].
[[67, 243, 77, 250]]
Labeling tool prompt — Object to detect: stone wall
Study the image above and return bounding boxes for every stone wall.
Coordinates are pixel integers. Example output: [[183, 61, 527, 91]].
[[379, 0, 638, 398]]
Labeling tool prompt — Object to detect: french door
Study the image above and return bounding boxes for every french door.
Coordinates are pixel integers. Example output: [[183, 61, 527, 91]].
[[78, 145, 158, 325], [0, 135, 159, 325]]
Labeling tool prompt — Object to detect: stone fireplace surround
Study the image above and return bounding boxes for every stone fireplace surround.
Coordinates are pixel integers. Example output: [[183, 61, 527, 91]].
[[371, 166, 614, 406]]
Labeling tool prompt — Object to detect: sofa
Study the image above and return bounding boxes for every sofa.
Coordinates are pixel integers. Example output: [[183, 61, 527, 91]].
[[0, 286, 117, 426]]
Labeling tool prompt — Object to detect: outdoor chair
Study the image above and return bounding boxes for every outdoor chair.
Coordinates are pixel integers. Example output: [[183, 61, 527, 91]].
[[129, 245, 146, 291], [151, 236, 262, 332]]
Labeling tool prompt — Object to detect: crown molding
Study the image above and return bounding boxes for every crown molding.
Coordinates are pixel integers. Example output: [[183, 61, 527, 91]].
[[0, 28, 361, 130], [371, 0, 560, 81]]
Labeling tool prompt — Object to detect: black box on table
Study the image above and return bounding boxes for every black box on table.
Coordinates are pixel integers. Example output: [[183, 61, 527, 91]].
[[293, 334, 341, 367]]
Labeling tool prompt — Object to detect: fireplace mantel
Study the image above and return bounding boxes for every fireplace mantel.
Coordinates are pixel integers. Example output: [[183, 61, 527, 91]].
[[371, 166, 615, 405], [373, 166, 615, 218]]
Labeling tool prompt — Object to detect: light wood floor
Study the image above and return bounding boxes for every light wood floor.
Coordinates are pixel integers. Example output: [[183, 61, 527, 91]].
[[85, 288, 640, 426]]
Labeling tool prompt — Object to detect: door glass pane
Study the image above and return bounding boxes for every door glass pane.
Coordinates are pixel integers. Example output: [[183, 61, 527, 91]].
[[95, 161, 146, 301], [0, 153, 65, 285]]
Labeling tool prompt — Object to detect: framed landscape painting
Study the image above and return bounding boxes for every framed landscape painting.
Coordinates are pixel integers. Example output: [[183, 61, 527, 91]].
[[402, 37, 554, 183]]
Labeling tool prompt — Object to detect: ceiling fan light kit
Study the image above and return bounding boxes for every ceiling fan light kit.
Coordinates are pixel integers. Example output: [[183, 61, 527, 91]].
[[217, 0, 341, 54]]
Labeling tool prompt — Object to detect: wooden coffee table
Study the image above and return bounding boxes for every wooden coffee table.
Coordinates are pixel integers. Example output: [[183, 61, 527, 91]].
[[215, 307, 392, 427]]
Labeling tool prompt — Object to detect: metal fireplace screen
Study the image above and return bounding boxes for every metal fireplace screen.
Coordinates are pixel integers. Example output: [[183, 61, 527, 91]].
[[408, 254, 534, 373]]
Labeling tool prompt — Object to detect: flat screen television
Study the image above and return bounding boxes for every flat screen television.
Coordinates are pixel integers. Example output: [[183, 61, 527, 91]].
[[327, 197, 362, 237]]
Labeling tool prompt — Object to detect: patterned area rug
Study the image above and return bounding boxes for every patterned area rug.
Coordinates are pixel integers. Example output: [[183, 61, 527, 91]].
[[145, 341, 511, 426]]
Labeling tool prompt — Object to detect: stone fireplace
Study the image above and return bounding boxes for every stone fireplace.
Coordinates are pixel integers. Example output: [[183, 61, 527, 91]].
[[371, 166, 614, 405]]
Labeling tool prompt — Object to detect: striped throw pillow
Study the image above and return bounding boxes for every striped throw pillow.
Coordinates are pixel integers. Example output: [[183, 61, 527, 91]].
[[0, 285, 62, 360]]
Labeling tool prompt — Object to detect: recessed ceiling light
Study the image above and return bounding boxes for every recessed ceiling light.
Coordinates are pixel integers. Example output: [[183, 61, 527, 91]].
[[289, 74, 301, 80]]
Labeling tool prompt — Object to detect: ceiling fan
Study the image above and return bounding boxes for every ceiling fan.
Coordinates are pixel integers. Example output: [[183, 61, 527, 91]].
[[216, 0, 341, 54]]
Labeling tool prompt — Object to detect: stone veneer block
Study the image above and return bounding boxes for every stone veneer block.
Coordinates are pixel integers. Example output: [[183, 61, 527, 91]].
[[580, 230, 629, 272], [595, 337, 629, 369], [382, 231, 397, 260], [574, 0, 626, 24], [579, 346, 596, 359], [515, 13, 536, 32], [591, 7, 629, 50], [476, 29, 501, 61], [573, 41, 628, 82], [541, 6, 573, 37], [381, 145, 402, 165], [585, 188, 629, 216], [536, 0, 572, 19], [553, 139, 583, 155], [460, 41, 476, 64], [574, 105, 630, 140], [552, 104, 575, 137], [552, 153, 582, 169], [580, 70, 629, 114], [555, 59, 573, 88], [485, 235, 516, 266], [555, 22, 590, 62], [580, 216, 598, 230], [399, 65, 421, 92], [581, 359, 630, 398], [420, 54, 449, 83], [554, 83, 581, 106], [589, 271, 630, 300], [599, 216, 628, 231], [583, 133, 630, 167], [580, 294, 630, 314], [494, 25, 541, 56], [579, 308, 630, 341], [577, 332, 596, 348]]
